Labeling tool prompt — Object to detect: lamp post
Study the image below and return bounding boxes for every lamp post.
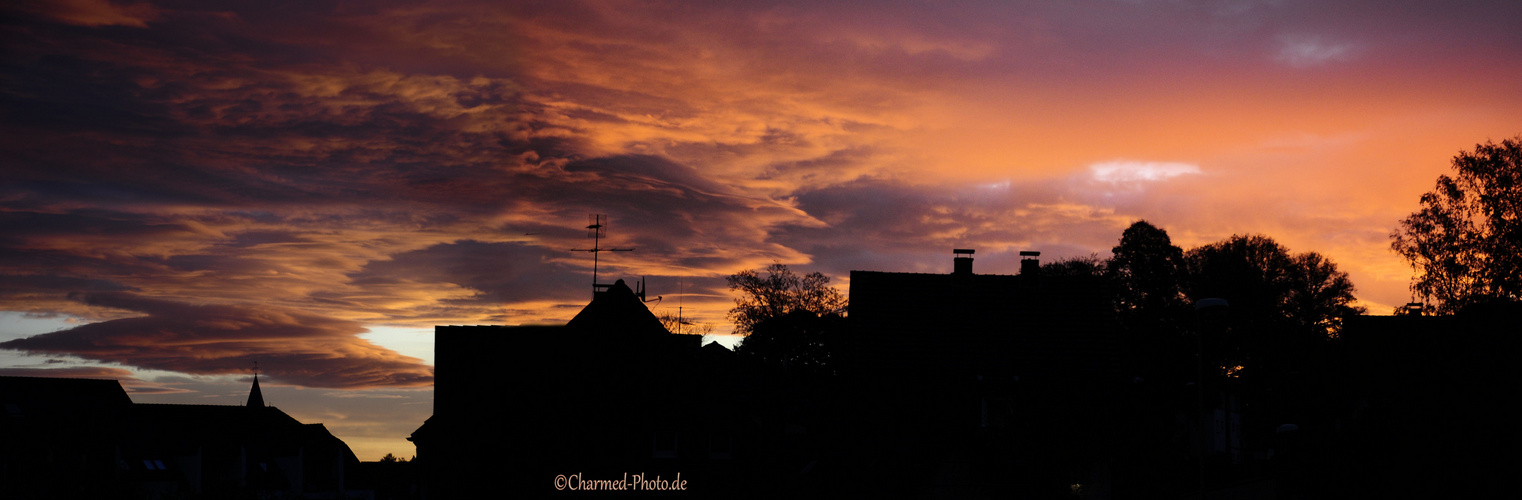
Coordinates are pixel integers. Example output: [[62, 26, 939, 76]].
[[1194, 298, 1228, 499]]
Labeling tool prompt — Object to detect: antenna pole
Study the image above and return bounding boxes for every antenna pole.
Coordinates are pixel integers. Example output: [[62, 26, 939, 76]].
[[590, 214, 602, 291], [569, 214, 635, 298]]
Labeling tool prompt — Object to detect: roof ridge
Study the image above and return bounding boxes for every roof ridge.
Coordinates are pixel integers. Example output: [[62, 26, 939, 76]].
[[852, 270, 1020, 276]]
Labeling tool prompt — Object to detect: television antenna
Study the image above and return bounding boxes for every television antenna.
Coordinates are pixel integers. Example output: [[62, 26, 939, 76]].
[[676, 277, 694, 334], [569, 214, 634, 296]]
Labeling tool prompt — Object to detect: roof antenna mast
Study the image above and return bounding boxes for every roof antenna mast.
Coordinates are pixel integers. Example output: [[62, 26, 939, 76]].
[[569, 214, 634, 297]]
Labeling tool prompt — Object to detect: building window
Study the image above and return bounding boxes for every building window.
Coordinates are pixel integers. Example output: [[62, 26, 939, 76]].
[[652, 430, 678, 459], [981, 397, 1014, 429], [709, 431, 733, 459]]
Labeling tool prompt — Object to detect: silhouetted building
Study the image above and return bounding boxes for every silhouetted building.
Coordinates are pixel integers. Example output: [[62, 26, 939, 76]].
[[415, 254, 1141, 497], [417, 279, 752, 498], [353, 457, 419, 500], [839, 249, 1126, 498], [419, 249, 1522, 498], [0, 374, 362, 499], [0, 376, 135, 499], [1329, 303, 1517, 498], [850, 249, 1121, 381]]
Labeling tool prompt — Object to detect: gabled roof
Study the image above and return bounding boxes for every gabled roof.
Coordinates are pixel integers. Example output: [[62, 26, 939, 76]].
[[132, 403, 357, 462], [0, 375, 133, 441], [408, 416, 432, 443], [132, 403, 306, 453], [0, 375, 133, 410], [847, 269, 1121, 379], [566, 279, 669, 338], [134, 403, 304, 431]]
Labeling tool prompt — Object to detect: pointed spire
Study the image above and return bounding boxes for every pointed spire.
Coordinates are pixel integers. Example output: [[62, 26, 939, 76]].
[[248, 361, 265, 408]]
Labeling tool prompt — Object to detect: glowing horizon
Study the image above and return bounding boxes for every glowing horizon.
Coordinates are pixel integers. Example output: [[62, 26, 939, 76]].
[[4, 0, 1521, 459]]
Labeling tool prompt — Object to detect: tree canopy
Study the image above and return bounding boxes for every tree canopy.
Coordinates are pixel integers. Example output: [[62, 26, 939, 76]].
[[736, 309, 845, 370], [1039, 253, 1109, 278], [1106, 221, 1362, 339], [657, 311, 713, 336], [725, 263, 846, 336], [1184, 234, 1362, 338], [1103, 222, 1364, 383], [726, 263, 847, 372], [1391, 136, 1522, 314], [1109, 220, 1188, 315]]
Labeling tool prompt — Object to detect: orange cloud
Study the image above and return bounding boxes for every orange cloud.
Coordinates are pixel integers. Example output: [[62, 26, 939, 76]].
[[5, 0, 1522, 386], [0, 365, 191, 394], [1, 293, 433, 388], [9, 0, 159, 28]]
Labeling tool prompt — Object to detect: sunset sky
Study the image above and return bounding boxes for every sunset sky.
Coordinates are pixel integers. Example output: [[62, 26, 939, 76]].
[[3, 0, 1519, 459]]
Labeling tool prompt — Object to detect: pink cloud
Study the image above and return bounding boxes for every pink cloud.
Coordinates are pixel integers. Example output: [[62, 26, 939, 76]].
[[1, 293, 433, 388]]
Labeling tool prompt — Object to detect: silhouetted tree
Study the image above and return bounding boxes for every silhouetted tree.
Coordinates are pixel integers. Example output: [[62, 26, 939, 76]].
[[725, 263, 846, 335], [1283, 252, 1363, 335], [656, 311, 714, 335], [1096, 225, 1363, 492], [1105, 221, 1194, 383], [1040, 253, 1110, 278], [1186, 235, 1361, 335], [1109, 220, 1189, 315], [727, 264, 847, 373], [736, 308, 845, 372], [1185, 235, 1297, 318], [1041, 254, 1117, 312], [1184, 234, 1362, 378], [1391, 136, 1522, 314]]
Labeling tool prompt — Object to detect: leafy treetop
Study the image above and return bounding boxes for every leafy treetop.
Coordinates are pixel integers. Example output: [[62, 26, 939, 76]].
[[726, 263, 846, 336], [1391, 136, 1522, 314]]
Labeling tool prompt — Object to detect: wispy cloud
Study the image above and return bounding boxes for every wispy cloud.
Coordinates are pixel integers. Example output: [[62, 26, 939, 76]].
[[0, 365, 191, 393], [3, 0, 1521, 392], [1, 293, 433, 388], [1089, 160, 1203, 184], [1275, 34, 1359, 68], [9, 0, 160, 28]]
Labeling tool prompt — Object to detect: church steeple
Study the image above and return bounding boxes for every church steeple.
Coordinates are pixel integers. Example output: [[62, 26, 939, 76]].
[[248, 362, 265, 408]]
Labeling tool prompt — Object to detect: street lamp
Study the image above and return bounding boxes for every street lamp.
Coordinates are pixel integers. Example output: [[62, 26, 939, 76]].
[[1194, 298, 1229, 498]]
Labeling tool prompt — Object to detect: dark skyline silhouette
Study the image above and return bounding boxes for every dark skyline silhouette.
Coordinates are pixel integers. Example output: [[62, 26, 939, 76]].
[[4, 0, 1521, 469], [408, 250, 1512, 498], [0, 374, 369, 498], [6, 234, 1516, 497]]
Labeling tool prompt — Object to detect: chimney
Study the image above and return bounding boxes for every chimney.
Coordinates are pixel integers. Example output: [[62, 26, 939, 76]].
[[953, 249, 975, 275], [1019, 251, 1040, 275]]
